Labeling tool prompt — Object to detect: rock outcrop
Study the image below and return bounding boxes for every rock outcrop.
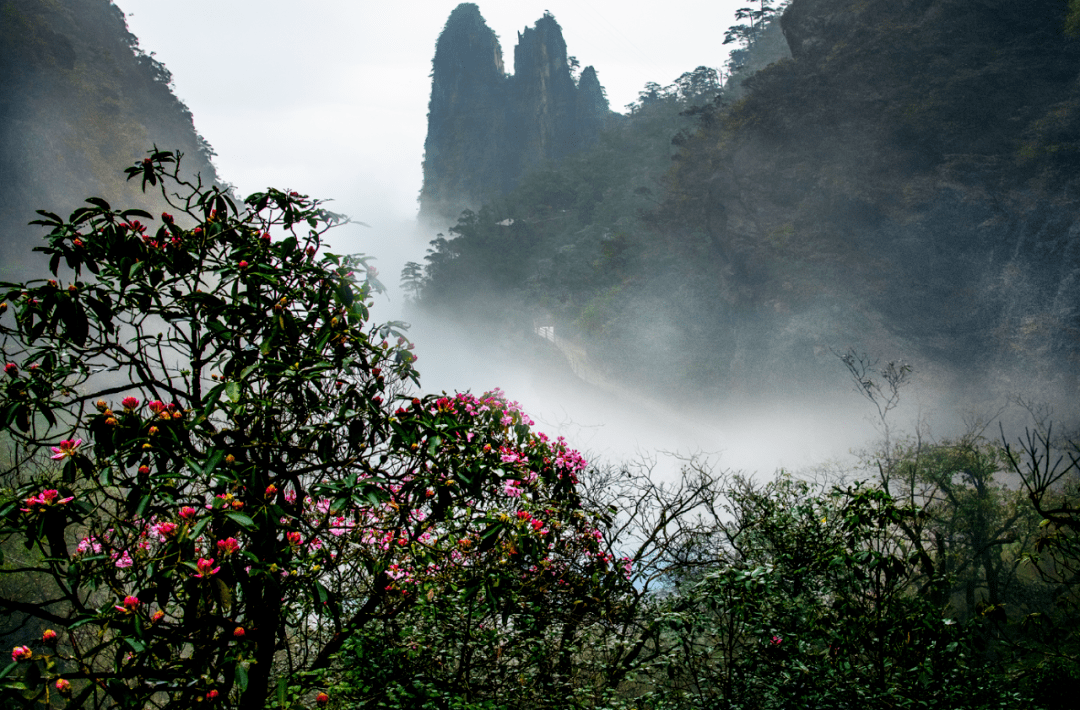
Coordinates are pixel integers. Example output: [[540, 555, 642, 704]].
[[419, 4, 612, 226]]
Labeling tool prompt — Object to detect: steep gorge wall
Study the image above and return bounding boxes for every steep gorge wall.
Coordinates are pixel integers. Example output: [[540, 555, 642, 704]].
[[0, 0, 220, 278], [418, 4, 613, 227]]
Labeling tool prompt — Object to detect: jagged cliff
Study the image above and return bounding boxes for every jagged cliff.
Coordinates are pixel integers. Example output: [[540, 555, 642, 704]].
[[418, 4, 613, 227], [0, 0, 220, 277]]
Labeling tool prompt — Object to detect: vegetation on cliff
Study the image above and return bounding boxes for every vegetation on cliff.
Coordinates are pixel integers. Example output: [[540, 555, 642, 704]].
[[411, 0, 1080, 405]]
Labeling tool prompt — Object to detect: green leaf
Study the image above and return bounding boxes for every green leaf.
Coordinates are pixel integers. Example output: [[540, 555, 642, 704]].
[[191, 516, 212, 541], [224, 511, 255, 529], [225, 380, 240, 403], [33, 210, 64, 225], [235, 663, 249, 694]]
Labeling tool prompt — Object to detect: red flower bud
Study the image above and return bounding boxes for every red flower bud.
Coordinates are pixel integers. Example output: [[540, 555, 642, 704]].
[[316, 692, 330, 706]]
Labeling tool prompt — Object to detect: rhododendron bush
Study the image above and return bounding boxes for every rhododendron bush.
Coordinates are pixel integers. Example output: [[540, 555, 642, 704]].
[[0, 152, 624, 708]]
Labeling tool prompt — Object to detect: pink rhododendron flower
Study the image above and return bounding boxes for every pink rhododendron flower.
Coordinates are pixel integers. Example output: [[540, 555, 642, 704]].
[[286, 531, 302, 547], [114, 550, 134, 569], [233, 626, 245, 638], [49, 439, 82, 460], [75, 536, 102, 556], [121, 396, 140, 410], [11, 645, 31, 662], [55, 678, 72, 695], [316, 692, 330, 706], [21, 488, 74, 513], [4, 363, 18, 377], [114, 595, 140, 614], [216, 537, 240, 555], [193, 558, 220, 579], [151, 610, 164, 624], [42, 629, 58, 644], [179, 506, 198, 520], [503, 480, 523, 498], [150, 521, 178, 541]]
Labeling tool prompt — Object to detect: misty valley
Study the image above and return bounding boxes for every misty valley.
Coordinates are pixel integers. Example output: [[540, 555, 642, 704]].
[[1, 0, 1080, 708]]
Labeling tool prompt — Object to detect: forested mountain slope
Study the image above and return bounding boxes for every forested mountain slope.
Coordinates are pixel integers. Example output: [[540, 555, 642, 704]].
[[414, 0, 1080, 404], [0, 0, 219, 277]]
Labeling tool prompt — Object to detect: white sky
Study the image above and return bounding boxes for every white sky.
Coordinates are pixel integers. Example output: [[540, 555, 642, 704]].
[[118, 0, 751, 223]]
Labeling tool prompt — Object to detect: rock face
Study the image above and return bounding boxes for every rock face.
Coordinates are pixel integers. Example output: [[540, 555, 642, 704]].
[[0, 0, 220, 277], [652, 0, 1080, 395], [419, 4, 612, 226]]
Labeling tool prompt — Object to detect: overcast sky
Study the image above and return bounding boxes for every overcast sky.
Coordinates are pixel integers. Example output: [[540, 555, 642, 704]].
[[118, 0, 751, 223]]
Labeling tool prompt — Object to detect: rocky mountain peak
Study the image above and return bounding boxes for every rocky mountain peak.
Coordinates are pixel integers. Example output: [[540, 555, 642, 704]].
[[419, 4, 613, 227]]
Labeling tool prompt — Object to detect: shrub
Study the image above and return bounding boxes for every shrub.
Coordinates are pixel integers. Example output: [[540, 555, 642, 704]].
[[0, 152, 621, 708]]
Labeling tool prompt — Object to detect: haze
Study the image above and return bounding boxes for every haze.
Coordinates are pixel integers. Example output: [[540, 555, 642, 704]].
[[111, 1, 992, 474]]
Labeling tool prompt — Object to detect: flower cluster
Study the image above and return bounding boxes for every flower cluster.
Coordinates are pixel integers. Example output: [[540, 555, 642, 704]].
[[20, 489, 73, 514], [49, 438, 82, 460]]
